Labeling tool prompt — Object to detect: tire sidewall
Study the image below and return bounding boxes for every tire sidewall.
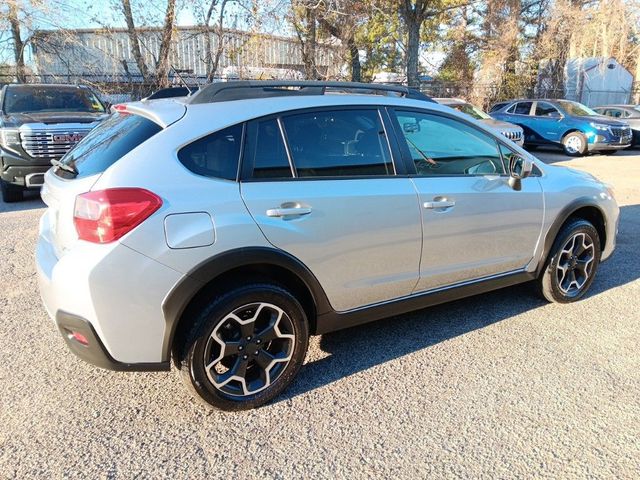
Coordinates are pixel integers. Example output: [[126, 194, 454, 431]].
[[182, 284, 309, 410], [562, 132, 587, 157], [541, 220, 601, 303]]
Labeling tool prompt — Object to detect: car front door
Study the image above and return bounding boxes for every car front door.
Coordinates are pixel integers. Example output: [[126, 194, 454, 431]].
[[390, 109, 544, 292], [532, 101, 565, 143], [240, 107, 423, 312]]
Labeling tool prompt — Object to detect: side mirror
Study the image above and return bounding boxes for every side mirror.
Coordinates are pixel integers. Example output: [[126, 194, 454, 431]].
[[508, 154, 533, 191], [549, 111, 562, 118]]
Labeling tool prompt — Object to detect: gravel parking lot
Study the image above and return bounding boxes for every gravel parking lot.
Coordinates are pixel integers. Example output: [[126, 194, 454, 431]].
[[1, 149, 638, 478]]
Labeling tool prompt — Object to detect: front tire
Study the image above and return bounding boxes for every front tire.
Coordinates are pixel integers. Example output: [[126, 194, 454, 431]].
[[537, 219, 601, 303], [1, 180, 23, 203], [562, 132, 588, 156], [178, 283, 309, 410]]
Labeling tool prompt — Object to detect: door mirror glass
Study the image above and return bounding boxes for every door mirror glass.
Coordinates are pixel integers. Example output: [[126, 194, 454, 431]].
[[508, 154, 532, 190]]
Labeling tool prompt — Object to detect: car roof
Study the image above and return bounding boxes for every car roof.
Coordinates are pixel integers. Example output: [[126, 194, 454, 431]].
[[124, 93, 458, 135]]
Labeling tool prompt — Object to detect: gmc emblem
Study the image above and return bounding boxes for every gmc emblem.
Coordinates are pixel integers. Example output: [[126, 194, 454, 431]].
[[52, 133, 86, 144]]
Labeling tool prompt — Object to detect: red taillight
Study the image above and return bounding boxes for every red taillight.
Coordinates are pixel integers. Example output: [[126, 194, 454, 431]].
[[74, 188, 162, 243]]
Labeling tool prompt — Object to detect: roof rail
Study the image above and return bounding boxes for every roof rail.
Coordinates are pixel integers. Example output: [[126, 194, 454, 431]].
[[187, 80, 435, 105]]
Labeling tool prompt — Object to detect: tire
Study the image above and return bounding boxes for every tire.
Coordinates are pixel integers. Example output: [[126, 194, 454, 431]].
[[1, 180, 24, 203], [524, 144, 538, 151], [178, 283, 309, 410], [537, 219, 601, 303], [561, 131, 588, 157]]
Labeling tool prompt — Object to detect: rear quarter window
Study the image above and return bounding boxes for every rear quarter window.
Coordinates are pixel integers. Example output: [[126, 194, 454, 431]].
[[177, 124, 243, 180], [58, 113, 161, 178]]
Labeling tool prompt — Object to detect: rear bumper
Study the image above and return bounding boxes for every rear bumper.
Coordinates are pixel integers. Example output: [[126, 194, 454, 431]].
[[56, 311, 170, 371], [36, 215, 184, 366]]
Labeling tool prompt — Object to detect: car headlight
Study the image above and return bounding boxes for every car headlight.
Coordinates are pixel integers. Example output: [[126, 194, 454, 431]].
[[589, 122, 610, 131], [0, 128, 21, 152]]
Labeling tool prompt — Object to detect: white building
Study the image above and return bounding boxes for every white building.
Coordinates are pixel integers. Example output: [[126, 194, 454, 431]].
[[31, 26, 341, 83]]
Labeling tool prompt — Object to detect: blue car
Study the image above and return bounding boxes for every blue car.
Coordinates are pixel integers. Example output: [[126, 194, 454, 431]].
[[490, 99, 632, 156]]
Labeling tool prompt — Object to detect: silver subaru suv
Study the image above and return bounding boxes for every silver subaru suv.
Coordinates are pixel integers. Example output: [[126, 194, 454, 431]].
[[36, 81, 619, 410]]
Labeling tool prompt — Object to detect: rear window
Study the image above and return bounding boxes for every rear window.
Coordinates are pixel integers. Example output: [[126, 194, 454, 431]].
[[57, 113, 161, 178]]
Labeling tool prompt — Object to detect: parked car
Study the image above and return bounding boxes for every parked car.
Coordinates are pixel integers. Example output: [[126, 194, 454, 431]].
[[490, 99, 632, 156], [592, 105, 640, 146], [0, 84, 108, 202], [36, 81, 619, 410], [435, 97, 524, 146]]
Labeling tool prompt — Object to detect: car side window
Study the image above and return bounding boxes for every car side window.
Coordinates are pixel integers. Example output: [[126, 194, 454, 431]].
[[395, 110, 505, 176], [245, 119, 293, 179], [513, 102, 533, 115], [281, 109, 394, 177], [177, 124, 243, 181], [535, 102, 560, 117]]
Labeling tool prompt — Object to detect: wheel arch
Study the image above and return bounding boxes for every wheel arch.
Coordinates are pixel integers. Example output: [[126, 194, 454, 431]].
[[536, 199, 607, 276], [561, 128, 585, 141], [161, 247, 332, 363]]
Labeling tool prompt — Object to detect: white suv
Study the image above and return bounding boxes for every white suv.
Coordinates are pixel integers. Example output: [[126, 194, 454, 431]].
[[36, 81, 619, 410]]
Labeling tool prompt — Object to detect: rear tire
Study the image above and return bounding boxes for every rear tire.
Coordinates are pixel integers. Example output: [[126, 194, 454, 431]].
[[178, 283, 309, 410], [0, 180, 23, 203], [562, 132, 588, 157], [537, 219, 601, 303]]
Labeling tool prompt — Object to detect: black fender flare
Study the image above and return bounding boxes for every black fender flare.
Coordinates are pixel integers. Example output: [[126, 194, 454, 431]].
[[160, 247, 333, 361], [535, 197, 607, 276]]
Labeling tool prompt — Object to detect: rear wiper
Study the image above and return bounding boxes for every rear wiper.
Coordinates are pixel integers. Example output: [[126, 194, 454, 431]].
[[51, 159, 78, 176]]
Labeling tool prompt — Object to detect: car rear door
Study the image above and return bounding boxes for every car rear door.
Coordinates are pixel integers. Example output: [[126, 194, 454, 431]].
[[389, 108, 544, 292], [240, 107, 423, 312]]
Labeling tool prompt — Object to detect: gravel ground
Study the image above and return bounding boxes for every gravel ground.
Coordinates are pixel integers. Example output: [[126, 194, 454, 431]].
[[0, 149, 639, 479]]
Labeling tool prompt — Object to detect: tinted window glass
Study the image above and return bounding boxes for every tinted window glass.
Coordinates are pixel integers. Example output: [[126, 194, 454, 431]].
[[178, 124, 242, 180], [535, 102, 559, 117], [58, 113, 161, 178], [395, 111, 504, 176], [513, 102, 533, 115], [4, 86, 105, 114], [281, 109, 394, 177], [247, 119, 292, 179], [490, 102, 509, 113]]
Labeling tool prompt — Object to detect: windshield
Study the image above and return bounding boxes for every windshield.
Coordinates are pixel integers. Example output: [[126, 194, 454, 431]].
[[450, 103, 491, 120], [3, 87, 105, 114], [557, 100, 598, 117], [57, 113, 161, 178]]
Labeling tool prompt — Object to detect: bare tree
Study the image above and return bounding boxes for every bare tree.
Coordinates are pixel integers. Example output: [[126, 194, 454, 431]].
[[120, 0, 176, 87], [7, 2, 26, 81]]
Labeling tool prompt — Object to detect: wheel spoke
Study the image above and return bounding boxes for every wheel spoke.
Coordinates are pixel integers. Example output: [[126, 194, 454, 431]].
[[255, 349, 276, 370]]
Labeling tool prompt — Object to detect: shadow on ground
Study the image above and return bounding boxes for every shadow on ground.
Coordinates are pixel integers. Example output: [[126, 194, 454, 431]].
[[280, 203, 640, 402], [0, 190, 45, 214]]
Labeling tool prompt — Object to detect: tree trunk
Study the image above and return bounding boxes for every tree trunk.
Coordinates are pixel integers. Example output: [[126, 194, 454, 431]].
[[348, 37, 361, 82], [155, 0, 176, 88], [121, 0, 150, 82], [8, 3, 26, 82], [406, 16, 421, 88]]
